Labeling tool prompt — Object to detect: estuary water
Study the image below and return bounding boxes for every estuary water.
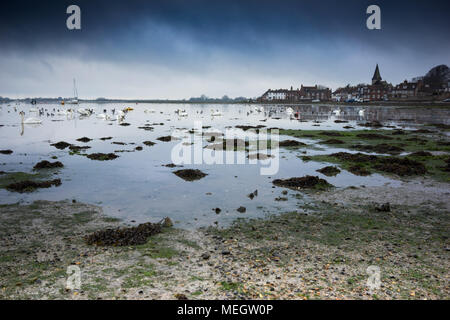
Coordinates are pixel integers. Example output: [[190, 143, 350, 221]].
[[0, 102, 448, 228]]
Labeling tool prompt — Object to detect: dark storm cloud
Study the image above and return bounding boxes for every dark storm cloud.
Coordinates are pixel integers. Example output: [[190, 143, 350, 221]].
[[0, 0, 449, 98], [2, 0, 449, 56]]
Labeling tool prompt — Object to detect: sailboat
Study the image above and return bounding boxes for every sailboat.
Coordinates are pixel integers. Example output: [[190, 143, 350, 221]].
[[67, 78, 79, 104]]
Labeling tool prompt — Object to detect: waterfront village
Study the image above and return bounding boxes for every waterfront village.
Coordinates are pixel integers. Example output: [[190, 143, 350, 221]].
[[258, 64, 450, 103]]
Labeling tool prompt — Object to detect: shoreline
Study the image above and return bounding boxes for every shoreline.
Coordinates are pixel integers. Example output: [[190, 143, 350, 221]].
[[1, 176, 448, 300], [3, 100, 450, 108]]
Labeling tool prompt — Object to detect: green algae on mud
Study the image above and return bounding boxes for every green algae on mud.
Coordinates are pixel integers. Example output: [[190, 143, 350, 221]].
[[6, 179, 61, 193], [279, 128, 450, 182], [279, 129, 450, 154], [273, 175, 333, 191], [33, 160, 64, 170], [0, 171, 56, 191], [316, 166, 341, 177], [308, 153, 450, 182], [86, 153, 119, 161]]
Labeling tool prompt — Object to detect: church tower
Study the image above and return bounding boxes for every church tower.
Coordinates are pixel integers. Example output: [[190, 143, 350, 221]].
[[372, 64, 382, 85]]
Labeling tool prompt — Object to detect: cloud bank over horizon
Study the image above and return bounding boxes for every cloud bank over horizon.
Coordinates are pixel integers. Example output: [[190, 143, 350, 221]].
[[1, 0, 449, 99]]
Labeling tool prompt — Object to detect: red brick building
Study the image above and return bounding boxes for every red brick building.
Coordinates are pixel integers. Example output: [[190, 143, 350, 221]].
[[299, 85, 331, 101]]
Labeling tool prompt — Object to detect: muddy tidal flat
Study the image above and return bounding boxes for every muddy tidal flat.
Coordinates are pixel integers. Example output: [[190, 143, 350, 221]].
[[0, 103, 449, 299]]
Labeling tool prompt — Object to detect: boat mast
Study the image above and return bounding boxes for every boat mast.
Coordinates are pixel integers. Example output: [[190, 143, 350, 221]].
[[73, 78, 78, 99]]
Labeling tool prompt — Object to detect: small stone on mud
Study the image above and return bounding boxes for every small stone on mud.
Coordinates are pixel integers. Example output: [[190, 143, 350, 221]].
[[173, 169, 207, 181], [69, 145, 91, 151], [376, 202, 391, 212], [85, 222, 162, 246], [374, 157, 426, 176], [6, 179, 62, 193], [174, 293, 188, 300], [349, 165, 371, 176], [76, 137, 92, 143], [237, 206, 246, 213], [235, 125, 266, 131], [33, 160, 64, 170], [321, 139, 345, 145], [279, 140, 306, 147], [317, 166, 341, 177], [320, 131, 342, 137], [214, 208, 221, 214], [86, 153, 119, 161], [162, 217, 173, 227], [143, 141, 156, 146], [201, 253, 211, 260], [357, 121, 383, 128], [351, 143, 404, 154], [410, 151, 432, 157], [163, 163, 176, 168], [273, 176, 332, 190], [356, 133, 392, 140], [51, 141, 71, 150], [157, 136, 177, 142]]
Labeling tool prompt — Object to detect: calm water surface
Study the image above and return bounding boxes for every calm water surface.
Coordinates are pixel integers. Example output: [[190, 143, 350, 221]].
[[0, 102, 448, 228]]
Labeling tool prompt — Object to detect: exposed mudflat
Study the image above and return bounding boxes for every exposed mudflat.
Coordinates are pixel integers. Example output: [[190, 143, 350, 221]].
[[1, 176, 448, 300], [1, 103, 449, 300]]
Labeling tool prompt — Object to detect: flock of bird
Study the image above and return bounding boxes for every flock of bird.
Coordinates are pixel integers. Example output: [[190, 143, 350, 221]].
[[0, 104, 131, 125], [1, 102, 367, 126], [281, 106, 366, 120]]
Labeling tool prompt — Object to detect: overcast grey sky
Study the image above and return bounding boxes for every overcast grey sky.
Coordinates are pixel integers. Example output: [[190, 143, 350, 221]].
[[1, 0, 449, 99]]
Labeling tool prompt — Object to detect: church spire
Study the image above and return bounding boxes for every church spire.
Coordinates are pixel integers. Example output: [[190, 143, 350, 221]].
[[372, 64, 382, 84]]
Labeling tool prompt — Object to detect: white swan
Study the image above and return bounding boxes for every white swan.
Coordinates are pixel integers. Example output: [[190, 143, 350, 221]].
[[286, 107, 294, 115], [332, 108, 341, 116], [178, 110, 188, 117], [358, 109, 365, 117], [96, 113, 108, 119], [77, 108, 91, 116], [116, 110, 125, 121], [20, 111, 42, 124]]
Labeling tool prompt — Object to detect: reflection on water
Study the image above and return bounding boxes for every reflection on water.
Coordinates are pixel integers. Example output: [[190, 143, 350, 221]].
[[0, 102, 448, 228]]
